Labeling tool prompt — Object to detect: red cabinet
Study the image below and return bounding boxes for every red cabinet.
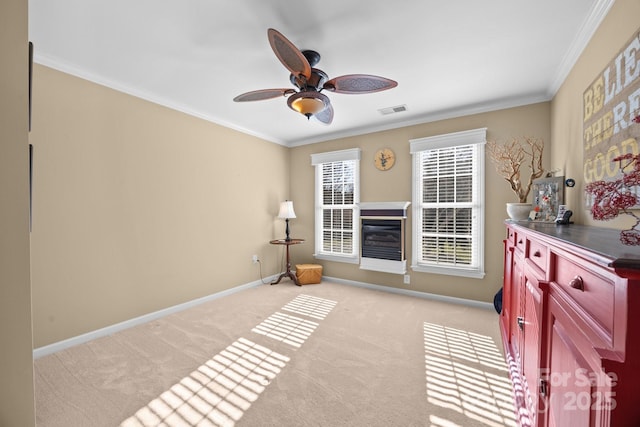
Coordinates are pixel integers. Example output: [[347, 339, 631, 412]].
[[501, 222, 640, 427]]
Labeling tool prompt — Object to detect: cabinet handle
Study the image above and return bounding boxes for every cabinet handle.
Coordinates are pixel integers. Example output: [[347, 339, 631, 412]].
[[539, 378, 548, 397], [517, 316, 524, 331], [569, 275, 584, 291], [533, 250, 541, 257]]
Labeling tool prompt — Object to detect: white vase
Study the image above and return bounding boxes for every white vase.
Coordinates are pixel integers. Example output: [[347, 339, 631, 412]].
[[506, 203, 532, 221]]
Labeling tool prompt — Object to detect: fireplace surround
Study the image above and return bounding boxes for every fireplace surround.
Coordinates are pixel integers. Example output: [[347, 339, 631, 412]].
[[359, 202, 410, 274]]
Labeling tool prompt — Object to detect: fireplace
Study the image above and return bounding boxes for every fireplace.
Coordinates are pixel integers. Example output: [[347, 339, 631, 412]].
[[359, 202, 410, 274], [362, 219, 402, 261]]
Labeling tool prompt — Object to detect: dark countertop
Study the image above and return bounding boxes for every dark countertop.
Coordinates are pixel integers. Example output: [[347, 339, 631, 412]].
[[506, 221, 640, 270]]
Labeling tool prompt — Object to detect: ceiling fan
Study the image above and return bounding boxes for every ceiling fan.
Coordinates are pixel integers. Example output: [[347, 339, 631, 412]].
[[233, 28, 398, 124]]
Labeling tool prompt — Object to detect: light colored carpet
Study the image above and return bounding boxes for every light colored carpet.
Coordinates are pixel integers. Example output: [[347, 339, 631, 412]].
[[34, 280, 517, 427]]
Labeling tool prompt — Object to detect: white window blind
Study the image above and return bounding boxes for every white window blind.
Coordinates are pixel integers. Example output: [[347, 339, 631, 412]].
[[410, 128, 486, 278], [311, 149, 360, 264]]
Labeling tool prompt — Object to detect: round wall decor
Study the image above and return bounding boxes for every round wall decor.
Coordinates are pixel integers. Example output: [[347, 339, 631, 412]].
[[374, 148, 395, 171]]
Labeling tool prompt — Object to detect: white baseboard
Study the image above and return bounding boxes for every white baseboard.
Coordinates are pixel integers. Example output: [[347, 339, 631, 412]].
[[32, 276, 276, 359], [33, 274, 493, 359], [324, 276, 495, 311]]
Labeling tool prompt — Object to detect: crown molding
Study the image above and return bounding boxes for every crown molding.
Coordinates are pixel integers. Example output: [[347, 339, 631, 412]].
[[546, 0, 615, 97]]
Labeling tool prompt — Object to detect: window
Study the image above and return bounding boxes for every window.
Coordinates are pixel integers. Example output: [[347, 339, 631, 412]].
[[410, 128, 486, 278], [311, 148, 361, 264]]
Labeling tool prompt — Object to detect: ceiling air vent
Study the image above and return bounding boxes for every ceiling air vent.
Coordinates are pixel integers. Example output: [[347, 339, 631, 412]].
[[378, 105, 407, 115]]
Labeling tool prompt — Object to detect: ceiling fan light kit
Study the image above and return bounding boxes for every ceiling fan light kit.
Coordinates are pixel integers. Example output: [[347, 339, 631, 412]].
[[234, 28, 397, 124], [287, 91, 330, 118]]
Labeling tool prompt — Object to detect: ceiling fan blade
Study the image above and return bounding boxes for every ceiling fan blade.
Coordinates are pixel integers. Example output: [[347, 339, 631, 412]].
[[267, 28, 312, 80], [233, 88, 295, 102], [323, 74, 398, 94], [312, 103, 334, 125]]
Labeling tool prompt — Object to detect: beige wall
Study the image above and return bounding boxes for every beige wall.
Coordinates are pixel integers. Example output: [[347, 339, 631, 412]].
[[0, 0, 36, 425], [290, 103, 551, 303], [551, 0, 640, 227], [29, 66, 291, 347]]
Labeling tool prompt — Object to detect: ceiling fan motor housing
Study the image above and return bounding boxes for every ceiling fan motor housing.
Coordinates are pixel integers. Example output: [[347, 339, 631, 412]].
[[290, 68, 328, 91]]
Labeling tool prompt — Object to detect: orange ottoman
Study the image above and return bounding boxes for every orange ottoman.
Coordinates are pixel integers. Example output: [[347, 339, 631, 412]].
[[295, 264, 323, 285]]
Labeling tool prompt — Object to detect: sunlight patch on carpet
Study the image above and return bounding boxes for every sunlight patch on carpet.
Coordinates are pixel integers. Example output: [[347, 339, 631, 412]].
[[423, 322, 517, 427], [505, 352, 533, 427], [429, 414, 462, 427], [281, 294, 337, 319], [120, 337, 289, 427], [251, 312, 319, 348]]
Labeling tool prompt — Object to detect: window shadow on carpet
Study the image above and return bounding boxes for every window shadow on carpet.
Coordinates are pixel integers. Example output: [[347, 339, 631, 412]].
[[423, 322, 518, 427], [119, 337, 288, 427]]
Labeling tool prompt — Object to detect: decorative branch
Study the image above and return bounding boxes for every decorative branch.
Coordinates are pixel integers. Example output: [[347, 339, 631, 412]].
[[585, 114, 640, 245], [585, 153, 640, 245], [487, 137, 545, 203]]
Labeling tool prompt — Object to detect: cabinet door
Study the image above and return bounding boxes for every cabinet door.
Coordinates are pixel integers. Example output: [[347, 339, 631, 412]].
[[546, 312, 599, 427], [522, 277, 543, 421], [510, 253, 524, 365], [501, 241, 514, 341]]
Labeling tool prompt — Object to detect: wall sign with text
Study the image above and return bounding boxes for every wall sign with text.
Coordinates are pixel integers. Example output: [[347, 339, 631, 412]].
[[583, 27, 640, 207]]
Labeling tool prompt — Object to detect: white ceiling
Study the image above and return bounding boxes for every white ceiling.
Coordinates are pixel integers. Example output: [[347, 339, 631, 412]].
[[29, 0, 613, 147]]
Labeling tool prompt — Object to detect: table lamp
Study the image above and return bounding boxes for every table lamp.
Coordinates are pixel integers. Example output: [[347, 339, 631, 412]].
[[278, 200, 296, 241]]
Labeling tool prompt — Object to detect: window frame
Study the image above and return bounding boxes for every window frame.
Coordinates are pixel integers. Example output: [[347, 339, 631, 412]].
[[310, 148, 361, 264], [410, 128, 486, 279]]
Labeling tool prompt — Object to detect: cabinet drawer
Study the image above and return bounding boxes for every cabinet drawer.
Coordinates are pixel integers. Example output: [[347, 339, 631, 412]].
[[553, 255, 614, 337], [514, 233, 526, 253], [507, 227, 516, 244], [527, 239, 548, 274]]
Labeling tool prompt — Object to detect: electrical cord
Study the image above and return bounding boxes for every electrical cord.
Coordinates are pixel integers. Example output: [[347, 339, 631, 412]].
[[256, 259, 271, 285], [256, 246, 288, 285]]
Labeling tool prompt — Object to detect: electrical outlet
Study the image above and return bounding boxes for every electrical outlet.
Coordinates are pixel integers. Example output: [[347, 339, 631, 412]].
[[252, 255, 259, 263], [403, 274, 410, 285]]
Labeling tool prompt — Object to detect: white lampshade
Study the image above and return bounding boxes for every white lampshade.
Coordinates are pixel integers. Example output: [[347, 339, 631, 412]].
[[278, 200, 296, 219]]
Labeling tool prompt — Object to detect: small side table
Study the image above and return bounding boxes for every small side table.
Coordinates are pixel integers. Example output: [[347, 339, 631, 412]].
[[269, 238, 304, 286]]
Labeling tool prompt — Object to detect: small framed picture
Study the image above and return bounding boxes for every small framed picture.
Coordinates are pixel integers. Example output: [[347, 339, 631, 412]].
[[532, 176, 565, 222]]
